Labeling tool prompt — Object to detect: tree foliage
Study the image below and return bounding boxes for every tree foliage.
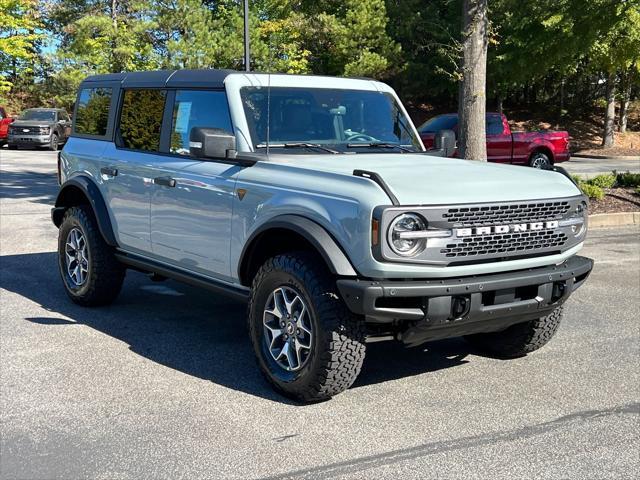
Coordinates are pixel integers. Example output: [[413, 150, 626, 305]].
[[0, 0, 41, 93], [0, 0, 637, 145]]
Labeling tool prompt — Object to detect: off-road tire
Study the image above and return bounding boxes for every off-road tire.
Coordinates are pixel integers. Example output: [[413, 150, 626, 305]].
[[58, 205, 125, 306], [248, 252, 366, 402], [465, 307, 563, 358], [48, 133, 59, 151]]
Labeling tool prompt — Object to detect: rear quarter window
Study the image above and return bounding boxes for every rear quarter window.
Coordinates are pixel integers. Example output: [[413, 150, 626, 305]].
[[74, 88, 112, 136]]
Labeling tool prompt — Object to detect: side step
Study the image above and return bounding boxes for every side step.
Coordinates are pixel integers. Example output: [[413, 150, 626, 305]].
[[115, 252, 250, 302]]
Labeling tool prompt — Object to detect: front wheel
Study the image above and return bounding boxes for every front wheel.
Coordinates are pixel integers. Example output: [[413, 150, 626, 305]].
[[529, 151, 552, 169], [465, 307, 563, 358], [248, 253, 366, 402]]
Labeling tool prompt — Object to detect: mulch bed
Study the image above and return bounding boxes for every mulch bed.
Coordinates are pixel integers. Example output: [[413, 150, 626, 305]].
[[589, 187, 640, 214]]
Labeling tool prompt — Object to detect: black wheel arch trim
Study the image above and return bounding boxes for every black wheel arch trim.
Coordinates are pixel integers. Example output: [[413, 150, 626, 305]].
[[238, 214, 359, 284], [51, 176, 118, 247]]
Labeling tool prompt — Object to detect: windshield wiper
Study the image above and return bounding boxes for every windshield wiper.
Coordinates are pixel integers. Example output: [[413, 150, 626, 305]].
[[346, 142, 415, 153], [255, 143, 339, 154]]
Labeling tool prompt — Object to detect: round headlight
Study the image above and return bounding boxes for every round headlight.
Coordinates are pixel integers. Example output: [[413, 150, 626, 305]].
[[388, 213, 427, 256]]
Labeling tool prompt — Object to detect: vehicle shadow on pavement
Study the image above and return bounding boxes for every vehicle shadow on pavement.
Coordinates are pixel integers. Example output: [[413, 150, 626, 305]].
[[2, 251, 481, 403], [0, 169, 58, 205]]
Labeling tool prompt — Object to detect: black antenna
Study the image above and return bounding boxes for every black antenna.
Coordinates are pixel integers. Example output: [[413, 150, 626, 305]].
[[266, 73, 271, 158], [243, 0, 250, 71]]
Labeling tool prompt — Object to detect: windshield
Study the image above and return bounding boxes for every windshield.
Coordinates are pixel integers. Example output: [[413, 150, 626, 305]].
[[20, 110, 56, 121], [418, 115, 458, 133], [241, 87, 421, 153]]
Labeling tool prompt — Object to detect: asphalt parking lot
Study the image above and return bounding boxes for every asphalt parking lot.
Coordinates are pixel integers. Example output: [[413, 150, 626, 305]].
[[1, 148, 639, 479]]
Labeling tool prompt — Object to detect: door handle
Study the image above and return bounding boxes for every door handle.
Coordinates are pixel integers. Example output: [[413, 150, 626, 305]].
[[100, 166, 118, 177], [154, 176, 176, 188]]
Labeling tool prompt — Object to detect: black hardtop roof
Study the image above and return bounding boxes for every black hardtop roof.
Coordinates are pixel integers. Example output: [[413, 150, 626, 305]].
[[81, 69, 237, 89]]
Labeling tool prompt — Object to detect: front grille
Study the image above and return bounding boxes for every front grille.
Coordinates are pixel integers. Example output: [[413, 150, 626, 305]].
[[440, 229, 568, 258], [442, 201, 571, 226]]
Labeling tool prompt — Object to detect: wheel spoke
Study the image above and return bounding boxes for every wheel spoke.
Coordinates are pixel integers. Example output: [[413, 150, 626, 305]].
[[293, 338, 308, 367], [264, 323, 282, 349]]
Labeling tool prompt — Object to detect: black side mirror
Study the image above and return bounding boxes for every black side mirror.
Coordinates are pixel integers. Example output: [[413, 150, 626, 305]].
[[434, 129, 456, 157], [189, 127, 237, 159]]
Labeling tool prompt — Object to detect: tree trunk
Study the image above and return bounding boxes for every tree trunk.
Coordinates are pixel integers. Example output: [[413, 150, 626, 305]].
[[602, 72, 616, 148], [458, 0, 488, 161], [619, 72, 631, 134], [496, 95, 503, 115]]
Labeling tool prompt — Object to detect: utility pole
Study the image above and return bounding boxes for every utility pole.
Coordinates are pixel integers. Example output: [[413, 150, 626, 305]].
[[243, 0, 251, 71]]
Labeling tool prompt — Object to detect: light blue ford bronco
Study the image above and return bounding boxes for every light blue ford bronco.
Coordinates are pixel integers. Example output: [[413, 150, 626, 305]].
[[52, 70, 593, 402]]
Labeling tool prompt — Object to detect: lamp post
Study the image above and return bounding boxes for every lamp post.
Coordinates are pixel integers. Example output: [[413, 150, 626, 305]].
[[243, 0, 250, 71]]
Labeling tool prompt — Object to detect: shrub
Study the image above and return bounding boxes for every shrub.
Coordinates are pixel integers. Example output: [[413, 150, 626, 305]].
[[616, 171, 640, 187], [571, 174, 584, 185], [588, 173, 616, 189], [579, 183, 605, 200]]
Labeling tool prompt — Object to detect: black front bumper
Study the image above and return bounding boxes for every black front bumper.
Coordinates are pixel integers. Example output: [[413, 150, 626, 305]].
[[337, 255, 593, 346]]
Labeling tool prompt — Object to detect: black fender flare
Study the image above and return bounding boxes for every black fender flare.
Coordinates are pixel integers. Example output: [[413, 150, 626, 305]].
[[51, 175, 118, 247], [238, 214, 359, 283]]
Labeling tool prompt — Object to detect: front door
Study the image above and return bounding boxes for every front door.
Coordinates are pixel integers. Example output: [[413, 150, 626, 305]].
[[149, 89, 238, 281]]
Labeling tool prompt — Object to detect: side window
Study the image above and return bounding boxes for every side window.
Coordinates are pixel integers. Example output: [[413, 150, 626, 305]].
[[118, 89, 166, 152], [170, 90, 233, 155], [486, 115, 504, 136], [75, 88, 112, 136]]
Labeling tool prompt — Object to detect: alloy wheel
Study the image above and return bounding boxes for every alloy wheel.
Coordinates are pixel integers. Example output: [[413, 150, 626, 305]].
[[262, 286, 313, 371], [531, 154, 550, 169], [65, 227, 89, 286]]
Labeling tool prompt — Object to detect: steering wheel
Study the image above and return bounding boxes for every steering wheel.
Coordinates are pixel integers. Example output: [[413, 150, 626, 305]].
[[346, 133, 377, 142]]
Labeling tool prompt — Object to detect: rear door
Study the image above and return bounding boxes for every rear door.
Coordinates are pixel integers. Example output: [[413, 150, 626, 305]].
[[100, 88, 168, 254], [149, 89, 238, 281], [485, 114, 512, 163]]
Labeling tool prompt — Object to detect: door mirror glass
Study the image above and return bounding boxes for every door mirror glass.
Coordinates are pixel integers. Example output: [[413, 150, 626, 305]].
[[189, 128, 236, 159]]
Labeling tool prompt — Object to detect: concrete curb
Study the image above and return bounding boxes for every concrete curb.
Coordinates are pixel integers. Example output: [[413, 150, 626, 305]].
[[589, 212, 640, 228], [573, 153, 640, 161]]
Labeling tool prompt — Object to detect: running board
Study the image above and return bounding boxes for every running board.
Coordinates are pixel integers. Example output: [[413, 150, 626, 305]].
[[115, 252, 250, 302]]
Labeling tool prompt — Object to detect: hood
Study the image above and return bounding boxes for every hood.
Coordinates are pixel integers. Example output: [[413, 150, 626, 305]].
[[11, 119, 54, 128], [267, 153, 581, 204]]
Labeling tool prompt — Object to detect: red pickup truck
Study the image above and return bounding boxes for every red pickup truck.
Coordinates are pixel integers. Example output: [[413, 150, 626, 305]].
[[0, 107, 14, 146], [418, 113, 570, 168]]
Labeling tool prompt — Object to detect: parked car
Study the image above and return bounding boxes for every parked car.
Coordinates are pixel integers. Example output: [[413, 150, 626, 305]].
[[51, 70, 592, 402], [419, 113, 570, 168], [0, 106, 14, 146], [7, 108, 72, 150]]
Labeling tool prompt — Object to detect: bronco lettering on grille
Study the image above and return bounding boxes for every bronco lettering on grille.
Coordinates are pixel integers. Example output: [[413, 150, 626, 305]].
[[456, 220, 559, 237]]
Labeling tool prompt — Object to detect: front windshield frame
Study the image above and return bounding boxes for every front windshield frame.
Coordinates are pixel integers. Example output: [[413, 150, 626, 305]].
[[240, 86, 422, 153], [20, 110, 56, 122]]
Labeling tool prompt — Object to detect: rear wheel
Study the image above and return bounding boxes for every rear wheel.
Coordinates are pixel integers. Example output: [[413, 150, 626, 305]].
[[58, 205, 125, 306], [529, 151, 552, 169], [48, 133, 59, 151], [465, 307, 563, 358], [248, 252, 366, 402]]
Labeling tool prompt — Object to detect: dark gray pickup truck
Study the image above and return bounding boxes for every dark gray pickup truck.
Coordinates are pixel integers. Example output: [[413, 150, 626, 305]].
[[7, 108, 72, 150]]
